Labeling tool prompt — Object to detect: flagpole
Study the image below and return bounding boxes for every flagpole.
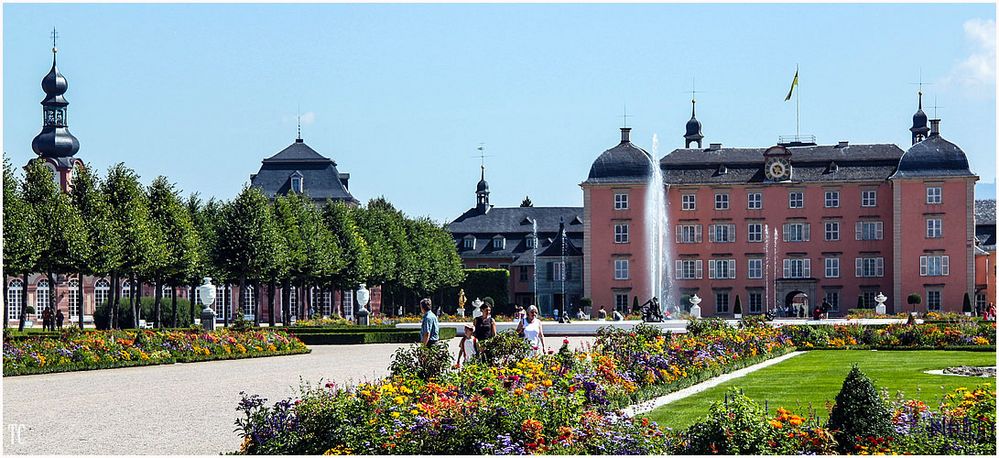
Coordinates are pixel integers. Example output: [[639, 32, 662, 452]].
[[795, 64, 800, 138]]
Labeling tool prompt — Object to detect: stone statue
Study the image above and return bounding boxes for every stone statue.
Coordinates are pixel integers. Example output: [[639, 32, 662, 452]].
[[472, 297, 483, 319]]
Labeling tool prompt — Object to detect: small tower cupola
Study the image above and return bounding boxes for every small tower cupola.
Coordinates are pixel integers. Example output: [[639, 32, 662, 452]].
[[475, 165, 490, 214], [684, 98, 704, 148], [31, 30, 80, 159], [910, 90, 930, 145]]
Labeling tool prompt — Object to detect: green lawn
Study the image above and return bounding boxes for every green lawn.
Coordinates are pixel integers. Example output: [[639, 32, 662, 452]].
[[642, 350, 996, 429]]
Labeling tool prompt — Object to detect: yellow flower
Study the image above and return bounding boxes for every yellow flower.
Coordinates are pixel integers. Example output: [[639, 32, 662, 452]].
[[410, 409, 419, 415], [391, 412, 400, 418], [394, 395, 407, 405], [542, 380, 553, 387]]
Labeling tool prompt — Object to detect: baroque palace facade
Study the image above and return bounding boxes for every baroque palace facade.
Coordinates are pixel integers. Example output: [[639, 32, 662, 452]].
[[583, 95, 985, 317], [5, 45, 376, 326]]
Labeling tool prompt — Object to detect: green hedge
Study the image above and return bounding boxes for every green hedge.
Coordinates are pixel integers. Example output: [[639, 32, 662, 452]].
[[296, 327, 456, 345], [456, 269, 510, 315], [174, 347, 311, 363], [4, 357, 174, 377]]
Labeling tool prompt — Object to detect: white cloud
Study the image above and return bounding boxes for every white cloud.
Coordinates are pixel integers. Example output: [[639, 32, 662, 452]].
[[942, 18, 996, 95], [300, 111, 316, 125]]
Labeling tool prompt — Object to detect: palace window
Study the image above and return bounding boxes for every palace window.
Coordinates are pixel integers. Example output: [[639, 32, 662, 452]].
[[824, 191, 840, 208], [7, 279, 24, 320], [291, 176, 303, 194], [855, 221, 884, 240], [614, 259, 630, 280], [926, 290, 941, 312], [614, 193, 629, 210], [674, 259, 703, 280], [825, 257, 840, 278], [287, 286, 298, 319], [94, 279, 110, 308], [709, 223, 736, 243], [708, 259, 736, 279], [926, 219, 942, 238], [748, 258, 763, 279], [714, 193, 729, 210], [614, 224, 629, 243], [976, 293, 986, 311], [782, 222, 810, 242], [162, 284, 173, 298], [676, 224, 702, 243], [920, 255, 950, 276], [783, 258, 811, 279], [615, 294, 629, 313], [36, 279, 50, 310], [492, 237, 506, 249], [681, 194, 696, 211], [242, 285, 255, 316], [824, 221, 840, 241], [343, 291, 354, 319], [926, 187, 942, 204], [747, 192, 762, 209], [715, 291, 730, 313], [463, 236, 475, 249], [68, 279, 80, 318], [788, 191, 804, 209], [552, 261, 567, 281], [823, 290, 840, 312], [855, 257, 885, 278], [525, 235, 536, 249], [748, 223, 763, 242], [216, 284, 232, 320], [861, 190, 877, 207], [519, 266, 529, 282], [748, 291, 763, 314]]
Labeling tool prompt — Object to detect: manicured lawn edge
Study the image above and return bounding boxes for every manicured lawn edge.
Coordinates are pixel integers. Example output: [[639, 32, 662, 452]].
[[615, 347, 796, 409], [805, 345, 995, 352], [4, 348, 313, 377]]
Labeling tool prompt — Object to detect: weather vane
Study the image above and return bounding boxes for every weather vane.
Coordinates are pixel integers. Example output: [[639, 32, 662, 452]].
[[621, 104, 631, 128]]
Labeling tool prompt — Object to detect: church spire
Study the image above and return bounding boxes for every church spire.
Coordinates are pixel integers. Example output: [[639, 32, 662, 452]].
[[475, 163, 490, 214], [32, 27, 80, 159], [910, 89, 929, 145], [684, 98, 704, 148]]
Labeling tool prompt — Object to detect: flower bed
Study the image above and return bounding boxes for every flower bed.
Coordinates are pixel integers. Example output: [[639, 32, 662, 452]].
[[3, 328, 309, 376], [234, 324, 795, 454], [777, 321, 995, 349]]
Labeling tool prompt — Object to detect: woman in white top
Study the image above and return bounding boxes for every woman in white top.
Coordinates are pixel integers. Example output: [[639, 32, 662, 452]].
[[516, 305, 545, 355]]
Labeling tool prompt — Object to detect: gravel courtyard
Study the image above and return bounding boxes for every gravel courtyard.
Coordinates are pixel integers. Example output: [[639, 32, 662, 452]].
[[2, 336, 594, 455]]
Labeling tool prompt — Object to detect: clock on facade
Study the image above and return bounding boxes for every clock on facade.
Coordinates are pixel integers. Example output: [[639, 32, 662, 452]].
[[765, 157, 791, 181]]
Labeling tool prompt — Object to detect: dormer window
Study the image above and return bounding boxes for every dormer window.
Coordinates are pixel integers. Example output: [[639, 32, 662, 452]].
[[492, 236, 506, 250], [526, 235, 537, 249], [290, 172, 304, 194], [462, 235, 475, 250]]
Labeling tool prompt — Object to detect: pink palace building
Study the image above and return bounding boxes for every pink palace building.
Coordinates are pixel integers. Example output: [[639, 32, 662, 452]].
[[582, 95, 980, 317]]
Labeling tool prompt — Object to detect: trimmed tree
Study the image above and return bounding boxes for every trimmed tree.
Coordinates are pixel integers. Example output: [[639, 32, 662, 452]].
[[962, 293, 973, 315], [733, 295, 743, 316], [3, 159, 40, 331], [907, 293, 921, 314], [148, 177, 199, 328], [70, 163, 122, 328], [323, 201, 371, 316], [828, 365, 894, 453]]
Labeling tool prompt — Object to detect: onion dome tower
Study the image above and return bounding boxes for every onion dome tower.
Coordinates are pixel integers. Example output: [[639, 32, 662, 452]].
[[475, 165, 491, 214], [684, 98, 704, 148], [584, 127, 654, 184], [910, 90, 930, 145], [30, 29, 82, 192]]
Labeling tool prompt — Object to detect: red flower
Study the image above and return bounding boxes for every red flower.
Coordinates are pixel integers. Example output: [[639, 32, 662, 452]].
[[563, 338, 570, 345]]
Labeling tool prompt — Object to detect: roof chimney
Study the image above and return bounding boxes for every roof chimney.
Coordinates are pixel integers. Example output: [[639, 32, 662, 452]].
[[708, 143, 722, 151], [929, 119, 941, 137], [620, 127, 631, 143], [837, 141, 849, 148]]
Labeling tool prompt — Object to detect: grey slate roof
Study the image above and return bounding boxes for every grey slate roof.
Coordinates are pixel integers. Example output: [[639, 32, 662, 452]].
[[538, 227, 583, 258], [584, 129, 655, 185], [249, 139, 357, 204], [975, 200, 996, 224], [660, 144, 905, 185], [890, 135, 975, 179], [976, 223, 996, 251], [448, 206, 584, 261]]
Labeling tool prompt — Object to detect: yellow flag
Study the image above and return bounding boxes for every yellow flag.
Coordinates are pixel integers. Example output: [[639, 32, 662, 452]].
[[784, 70, 798, 101]]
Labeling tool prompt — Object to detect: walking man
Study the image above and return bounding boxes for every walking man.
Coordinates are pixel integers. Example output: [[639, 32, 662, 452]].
[[420, 298, 439, 346]]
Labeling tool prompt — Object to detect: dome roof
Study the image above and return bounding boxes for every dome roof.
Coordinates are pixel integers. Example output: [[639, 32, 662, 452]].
[[476, 165, 489, 193], [912, 109, 928, 127], [586, 128, 654, 183], [684, 99, 703, 138], [32, 126, 80, 158], [891, 133, 974, 179]]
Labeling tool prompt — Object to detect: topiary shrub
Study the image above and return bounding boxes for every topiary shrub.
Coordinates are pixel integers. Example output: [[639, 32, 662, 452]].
[[827, 365, 895, 453], [388, 342, 452, 380], [476, 330, 531, 367], [679, 389, 776, 454]]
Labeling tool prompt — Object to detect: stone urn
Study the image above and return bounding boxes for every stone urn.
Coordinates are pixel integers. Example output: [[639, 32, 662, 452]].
[[875, 292, 887, 316], [689, 294, 702, 319], [471, 298, 483, 319]]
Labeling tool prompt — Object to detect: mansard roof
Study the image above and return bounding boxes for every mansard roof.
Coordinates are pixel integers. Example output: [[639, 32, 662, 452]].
[[249, 138, 357, 204]]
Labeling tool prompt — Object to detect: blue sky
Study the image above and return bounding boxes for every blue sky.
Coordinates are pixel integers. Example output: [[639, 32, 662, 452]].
[[4, 3, 995, 222]]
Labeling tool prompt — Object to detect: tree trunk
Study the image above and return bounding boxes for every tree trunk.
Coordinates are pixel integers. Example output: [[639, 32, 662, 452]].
[[154, 279, 163, 329], [171, 285, 178, 328], [131, 273, 139, 328], [253, 280, 261, 327], [17, 273, 28, 332], [223, 282, 229, 327], [268, 280, 276, 327], [111, 273, 119, 329], [239, 275, 246, 325]]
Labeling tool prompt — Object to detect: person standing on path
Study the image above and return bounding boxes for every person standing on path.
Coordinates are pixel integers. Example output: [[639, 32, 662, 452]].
[[420, 298, 439, 346], [473, 303, 496, 341], [516, 305, 545, 355], [55, 309, 64, 329], [456, 324, 477, 367]]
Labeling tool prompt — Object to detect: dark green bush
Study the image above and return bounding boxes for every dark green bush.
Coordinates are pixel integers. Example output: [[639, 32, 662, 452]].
[[94, 297, 198, 329], [388, 342, 453, 380], [476, 330, 531, 367], [456, 269, 510, 314], [686, 317, 730, 336], [827, 365, 895, 453], [679, 389, 778, 454]]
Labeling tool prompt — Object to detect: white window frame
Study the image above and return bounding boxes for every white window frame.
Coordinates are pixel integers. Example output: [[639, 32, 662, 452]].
[[287, 286, 297, 319], [782, 258, 811, 278], [748, 258, 763, 279], [492, 237, 506, 249], [714, 192, 730, 210], [242, 285, 256, 316], [291, 176, 303, 194], [788, 191, 804, 209], [708, 259, 736, 279], [36, 279, 50, 310], [855, 221, 884, 241], [7, 279, 24, 320], [824, 221, 840, 241], [855, 257, 885, 278], [748, 291, 763, 314], [782, 222, 810, 242], [747, 192, 762, 209], [926, 290, 942, 311], [94, 279, 110, 308], [674, 259, 704, 280], [825, 257, 840, 278], [715, 291, 730, 313], [614, 259, 630, 280], [614, 193, 629, 210], [919, 255, 950, 276], [614, 223, 629, 243], [709, 223, 736, 243], [676, 224, 702, 244], [681, 194, 696, 211], [824, 191, 840, 208], [68, 279, 81, 318], [748, 223, 763, 243], [861, 190, 877, 207], [926, 219, 942, 238], [926, 187, 942, 205], [525, 236, 536, 249], [823, 290, 840, 312], [463, 236, 475, 249]]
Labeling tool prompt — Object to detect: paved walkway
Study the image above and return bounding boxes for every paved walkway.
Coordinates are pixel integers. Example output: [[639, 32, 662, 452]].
[[620, 351, 806, 417], [2, 337, 594, 455]]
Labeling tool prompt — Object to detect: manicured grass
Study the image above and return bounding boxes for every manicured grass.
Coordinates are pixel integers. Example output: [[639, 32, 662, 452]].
[[642, 350, 997, 429]]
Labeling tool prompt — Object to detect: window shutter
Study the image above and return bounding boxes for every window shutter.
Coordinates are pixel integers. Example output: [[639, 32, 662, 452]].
[[783, 259, 790, 278], [876, 222, 883, 240], [708, 260, 716, 279], [804, 259, 811, 277], [920, 256, 927, 276], [942, 256, 949, 276], [728, 224, 736, 242], [728, 260, 736, 279], [675, 226, 681, 243], [855, 222, 862, 240], [696, 225, 703, 242], [876, 258, 884, 277], [855, 258, 862, 277], [782, 224, 789, 242], [708, 225, 715, 242], [804, 224, 811, 241], [695, 260, 703, 279], [674, 260, 682, 279]]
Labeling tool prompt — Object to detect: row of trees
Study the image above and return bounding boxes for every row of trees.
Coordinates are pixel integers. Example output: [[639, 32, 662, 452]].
[[3, 158, 465, 330]]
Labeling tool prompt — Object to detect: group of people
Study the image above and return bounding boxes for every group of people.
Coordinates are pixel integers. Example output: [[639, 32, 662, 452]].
[[40, 306, 65, 331], [417, 299, 549, 367]]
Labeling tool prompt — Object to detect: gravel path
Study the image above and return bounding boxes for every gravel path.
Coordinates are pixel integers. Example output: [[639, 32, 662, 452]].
[[2, 336, 594, 455]]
